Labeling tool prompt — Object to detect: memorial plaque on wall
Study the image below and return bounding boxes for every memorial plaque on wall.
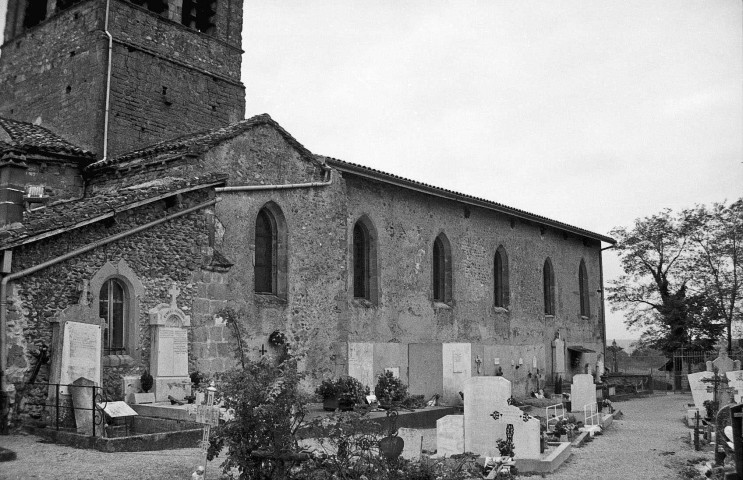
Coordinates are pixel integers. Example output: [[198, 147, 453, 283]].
[[155, 328, 189, 377], [60, 322, 101, 392]]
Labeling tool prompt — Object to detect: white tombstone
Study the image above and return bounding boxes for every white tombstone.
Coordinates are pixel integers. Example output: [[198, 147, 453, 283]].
[[348, 343, 374, 391], [688, 371, 715, 409], [436, 415, 464, 456], [570, 374, 596, 413], [59, 322, 102, 393], [443, 343, 472, 405], [149, 284, 191, 402], [397, 428, 423, 460], [727, 371, 743, 403], [463, 376, 512, 456], [489, 404, 541, 459]]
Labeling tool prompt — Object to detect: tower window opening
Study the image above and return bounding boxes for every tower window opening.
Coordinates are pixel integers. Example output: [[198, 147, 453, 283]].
[[182, 0, 217, 34]]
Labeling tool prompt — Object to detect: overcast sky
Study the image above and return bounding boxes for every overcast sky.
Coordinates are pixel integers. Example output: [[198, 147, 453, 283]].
[[1, 1, 741, 341], [241, 0, 743, 342]]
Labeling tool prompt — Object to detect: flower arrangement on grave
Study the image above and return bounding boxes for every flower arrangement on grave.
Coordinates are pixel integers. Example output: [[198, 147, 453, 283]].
[[374, 370, 408, 405], [140, 369, 153, 393], [496, 438, 515, 457], [601, 398, 614, 413], [703, 399, 720, 421], [268, 330, 286, 346], [315, 376, 370, 411]]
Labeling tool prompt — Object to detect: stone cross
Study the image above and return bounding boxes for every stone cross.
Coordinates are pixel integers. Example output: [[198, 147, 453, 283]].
[[168, 283, 181, 308]]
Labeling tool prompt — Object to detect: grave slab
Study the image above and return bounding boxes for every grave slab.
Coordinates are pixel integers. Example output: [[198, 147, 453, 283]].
[[687, 371, 715, 409], [348, 343, 375, 391], [408, 343, 443, 400], [513, 442, 571, 474], [570, 374, 596, 413], [71, 377, 98, 436], [443, 343, 471, 405], [436, 415, 464, 456], [397, 428, 423, 460]]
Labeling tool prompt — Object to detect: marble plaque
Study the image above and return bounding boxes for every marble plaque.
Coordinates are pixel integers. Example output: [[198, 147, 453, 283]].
[[688, 371, 715, 409], [154, 328, 189, 377], [436, 415, 464, 456], [488, 404, 541, 459], [60, 322, 101, 393], [99, 401, 138, 418], [443, 343, 471, 404], [570, 374, 596, 412], [348, 343, 375, 391], [463, 376, 512, 456]]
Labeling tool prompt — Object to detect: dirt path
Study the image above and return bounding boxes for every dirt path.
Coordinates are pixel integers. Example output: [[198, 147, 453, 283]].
[[546, 392, 706, 480], [0, 393, 709, 479]]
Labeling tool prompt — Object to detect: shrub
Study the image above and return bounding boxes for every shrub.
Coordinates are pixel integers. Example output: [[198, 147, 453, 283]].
[[314, 376, 370, 403], [375, 371, 408, 404]]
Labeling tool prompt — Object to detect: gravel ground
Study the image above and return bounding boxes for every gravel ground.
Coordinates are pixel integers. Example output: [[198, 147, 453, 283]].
[[545, 392, 709, 480], [0, 393, 712, 479]]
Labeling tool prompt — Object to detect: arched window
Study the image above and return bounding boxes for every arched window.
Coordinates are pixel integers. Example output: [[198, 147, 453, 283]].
[[254, 208, 277, 294], [353, 222, 370, 299], [100, 278, 127, 354], [433, 233, 452, 303], [253, 202, 288, 298], [543, 258, 555, 315], [579, 259, 590, 317], [494, 246, 509, 308]]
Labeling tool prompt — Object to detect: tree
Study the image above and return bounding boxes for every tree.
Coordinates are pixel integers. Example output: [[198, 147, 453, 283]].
[[607, 209, 724, 356], [685, 199, 743, 353]]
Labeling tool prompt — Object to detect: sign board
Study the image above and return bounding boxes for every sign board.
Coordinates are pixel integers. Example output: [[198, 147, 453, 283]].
[[97, 401, 138, 418]]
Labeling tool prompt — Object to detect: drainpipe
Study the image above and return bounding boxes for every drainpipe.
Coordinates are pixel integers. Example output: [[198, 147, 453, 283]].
[[102, 0, 113, 161], [214, 165, 332, 193], [0, 197, 220, 429]]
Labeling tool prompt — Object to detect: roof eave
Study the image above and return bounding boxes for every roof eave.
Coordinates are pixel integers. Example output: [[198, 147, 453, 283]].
[[327, 159, 616, 245]]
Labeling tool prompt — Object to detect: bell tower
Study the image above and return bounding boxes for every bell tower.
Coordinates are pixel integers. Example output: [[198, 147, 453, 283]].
[[0, 0, 246, 158]]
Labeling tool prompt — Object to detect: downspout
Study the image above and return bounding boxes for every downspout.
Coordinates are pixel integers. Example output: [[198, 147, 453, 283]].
[[0, 197, 220, 414], [214, 164, 333, 193], [102, 0, 113, 161]]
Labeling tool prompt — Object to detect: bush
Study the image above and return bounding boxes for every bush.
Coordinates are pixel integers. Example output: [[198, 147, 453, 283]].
[[314, 376, 370, 403], [375, 371, 408, 404]]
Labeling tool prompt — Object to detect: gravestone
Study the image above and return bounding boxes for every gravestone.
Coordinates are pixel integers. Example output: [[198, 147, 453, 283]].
[[397, 428, 423, 460], [443, 343, 471, 404], [688, 371, 715, 409], [348, 343, 374, 391], [71, 377, 98, 436], [489, 404, 541, 459], [553, 334, 566, 375], [727, 371, 743, 403], [408, 344, 443, 400], [436, 415, 464, 456], [463, 376, 512, 456], [570, 374, 596, 413], [149, 284, 191, 402], [707, 349, 741, 377]]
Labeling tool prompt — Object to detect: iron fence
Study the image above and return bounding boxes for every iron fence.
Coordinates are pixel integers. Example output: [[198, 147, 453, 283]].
[[23, 382, 110, 437]]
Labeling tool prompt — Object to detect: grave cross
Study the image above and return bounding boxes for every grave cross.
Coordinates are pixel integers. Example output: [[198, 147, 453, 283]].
[[702, 367, 734, 406], [188, 382, 219, 479], [168, 283, 181, 308], [259, 344, 268, 356]]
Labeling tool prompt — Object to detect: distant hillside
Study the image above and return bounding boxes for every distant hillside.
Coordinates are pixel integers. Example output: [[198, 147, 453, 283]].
[[609, 338, 639, 354]]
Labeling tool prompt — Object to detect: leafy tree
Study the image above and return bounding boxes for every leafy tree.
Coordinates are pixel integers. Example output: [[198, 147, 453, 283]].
[[685, 199, 743, 353], [607, 209, 724, 355]]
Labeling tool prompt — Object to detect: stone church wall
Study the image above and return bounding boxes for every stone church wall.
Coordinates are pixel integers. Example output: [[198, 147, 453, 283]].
[[5, 189, 217, 404]]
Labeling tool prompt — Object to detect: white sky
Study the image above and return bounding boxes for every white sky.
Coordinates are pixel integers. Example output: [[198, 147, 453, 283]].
[[1, 1, 741, 341], [241, 0, 742, 342]]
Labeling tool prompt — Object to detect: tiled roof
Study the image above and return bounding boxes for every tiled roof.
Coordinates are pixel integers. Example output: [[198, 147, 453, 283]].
[[0, 117, 95, 161], [0, 172, 227, 249], [87, 113, 320, 172], [324, 156, 615, 244]]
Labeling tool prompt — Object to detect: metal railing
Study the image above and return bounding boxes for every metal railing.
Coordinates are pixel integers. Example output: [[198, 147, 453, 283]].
[[24, 382, 109, 438], [584, 402, 600, 427], [545, 403, 566, 433]]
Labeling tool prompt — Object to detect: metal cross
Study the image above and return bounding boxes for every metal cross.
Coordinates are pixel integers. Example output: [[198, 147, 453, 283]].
[[259, 344, 267, 356]]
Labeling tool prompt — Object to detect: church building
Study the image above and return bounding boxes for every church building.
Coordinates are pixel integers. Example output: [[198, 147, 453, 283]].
[[0, 0, 614, 429]]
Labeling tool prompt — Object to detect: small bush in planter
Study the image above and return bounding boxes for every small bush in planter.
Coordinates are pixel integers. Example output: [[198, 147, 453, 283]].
[[374, 371, 408, 404], [315, 376, 369, 411], [140, 369, 153, 393]]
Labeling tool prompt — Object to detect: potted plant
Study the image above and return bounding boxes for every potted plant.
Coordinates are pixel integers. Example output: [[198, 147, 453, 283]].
[[374, 371, 408, 407], [140, 369, 153, 394]]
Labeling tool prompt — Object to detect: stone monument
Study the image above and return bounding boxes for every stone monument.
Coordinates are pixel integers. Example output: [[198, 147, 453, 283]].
[[149, 284, 191, 402], [463, 376, 512, 457], [570, 374, 596, 413], [553, 333, 565, 378], [706, 347, 741, 377]]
